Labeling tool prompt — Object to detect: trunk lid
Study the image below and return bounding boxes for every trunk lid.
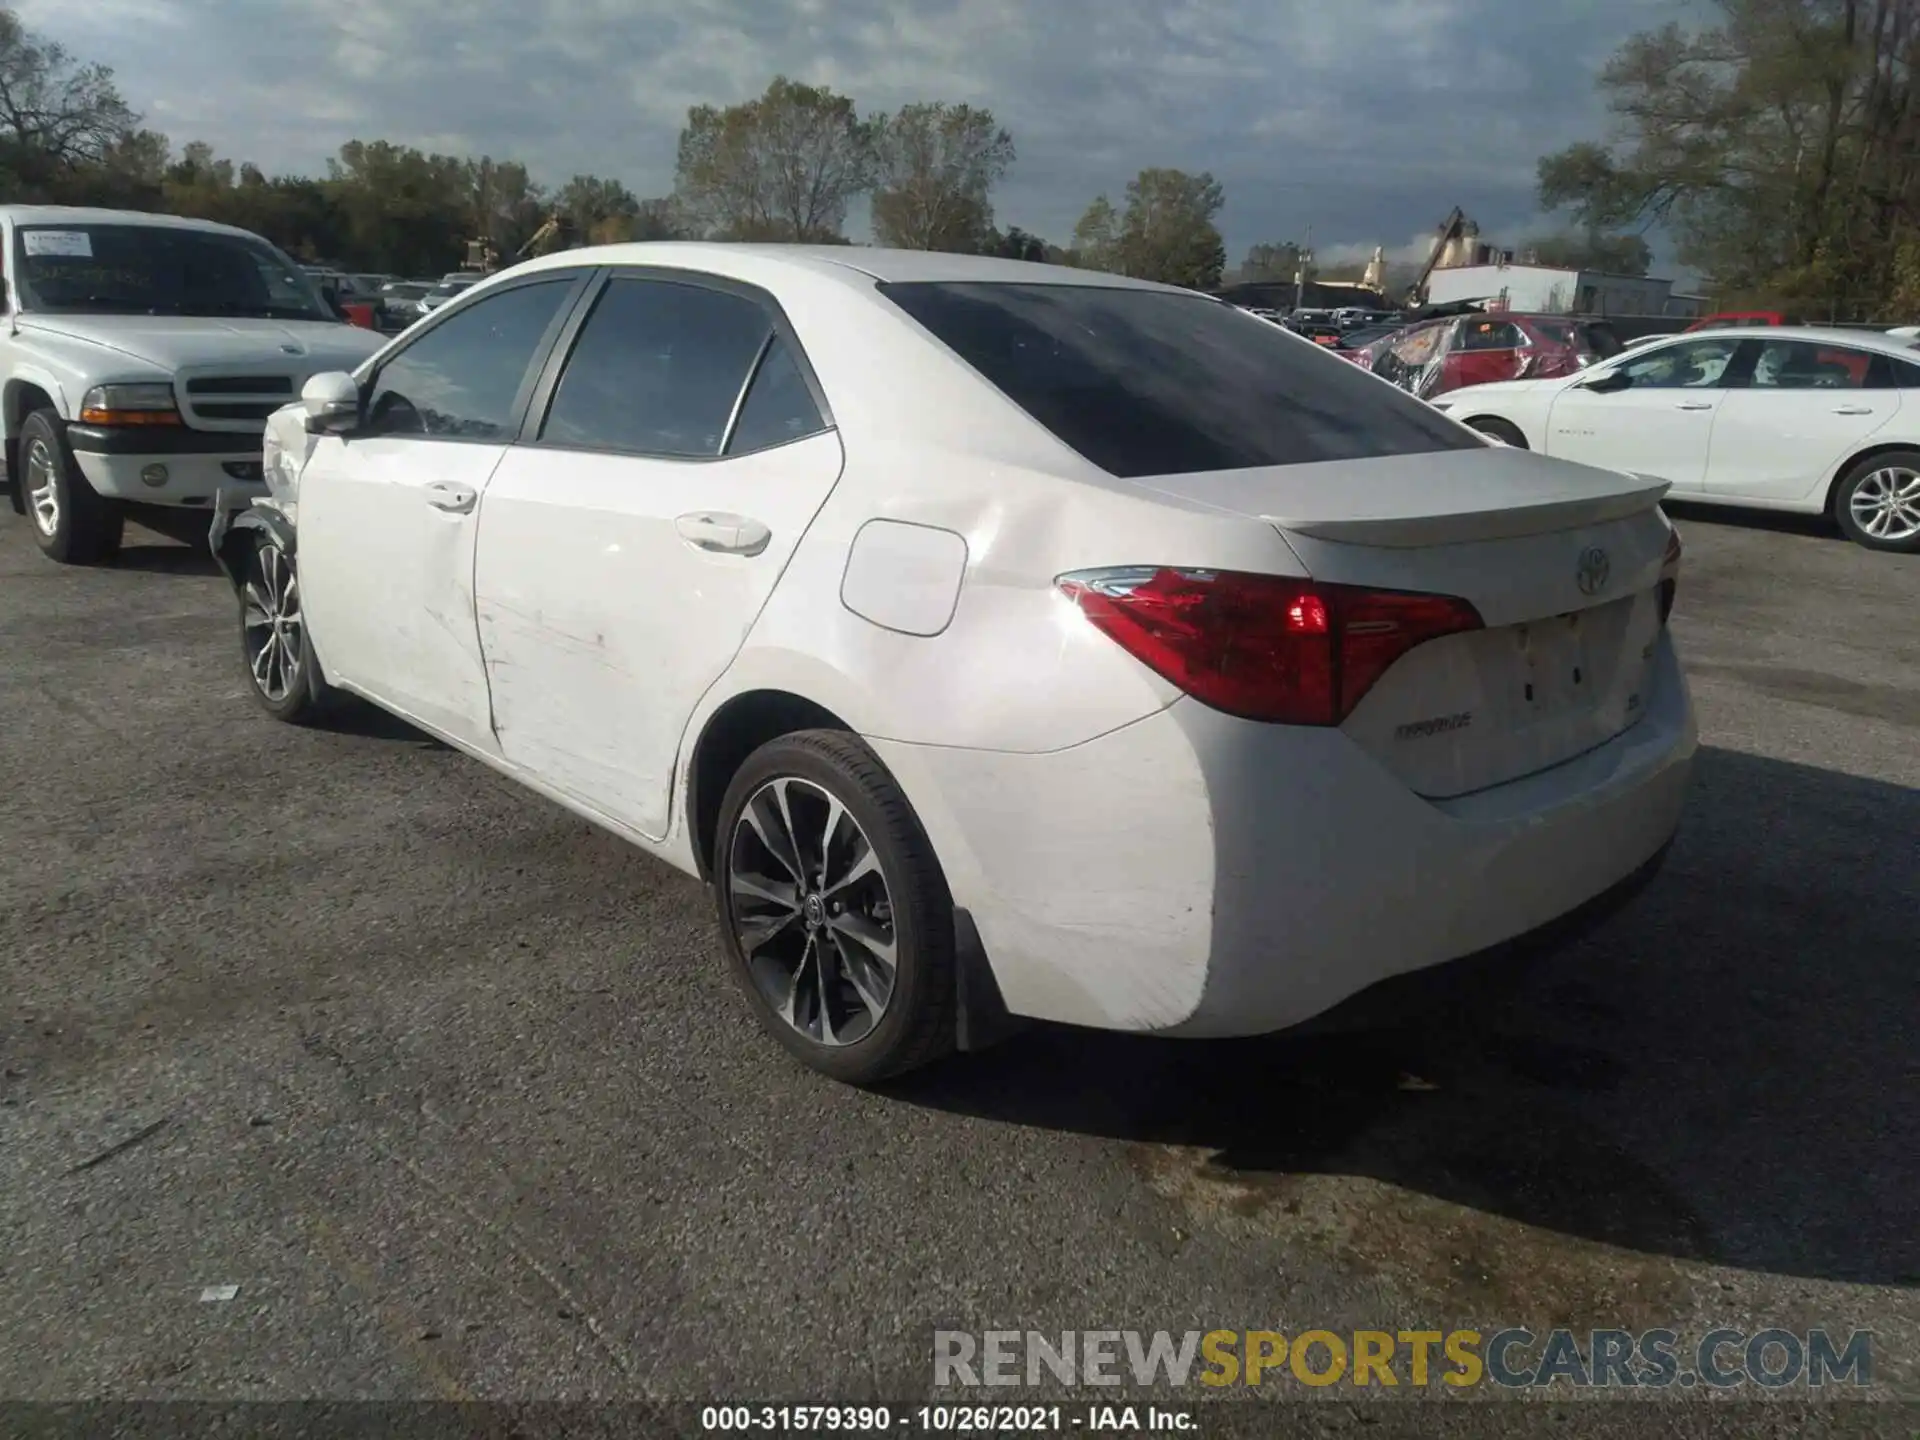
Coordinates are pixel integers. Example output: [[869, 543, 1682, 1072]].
[[1128, 447, 1675, 798]]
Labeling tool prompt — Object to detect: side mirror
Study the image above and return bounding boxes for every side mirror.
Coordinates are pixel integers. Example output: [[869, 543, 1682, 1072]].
[[302, 371, 361, 434], [1581, 367, 1632, 394]]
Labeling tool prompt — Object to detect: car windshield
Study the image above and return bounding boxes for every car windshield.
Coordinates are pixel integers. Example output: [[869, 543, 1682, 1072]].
[[429, 279, 477, 299], [881, 281, 1480, 478], [14, 224, 331, 320]]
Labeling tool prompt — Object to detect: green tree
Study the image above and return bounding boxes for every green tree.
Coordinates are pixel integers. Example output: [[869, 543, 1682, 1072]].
[[556, 173, 639, 230], [1070, 194, 1120, 271], [1537, 1, 1920, 317], [1520, 230, 1653, 276], [1112, 168, 1227, 289], [674, 76, 870, 241], [985, 225, 1048, 262], [1236, 241, 1302, 283], [868, 101, 1014, 251]]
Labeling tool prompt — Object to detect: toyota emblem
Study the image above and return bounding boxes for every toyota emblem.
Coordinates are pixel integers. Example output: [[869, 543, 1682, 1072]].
[[1575, 546, 1611, 596]]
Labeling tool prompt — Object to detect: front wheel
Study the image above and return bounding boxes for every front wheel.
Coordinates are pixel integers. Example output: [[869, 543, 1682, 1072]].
[[1832, 452, 1920, 553], [18, 409, 123, 564], [238, 536, 330, 723], [713, 730, 957, 1084], [1465, 416, 1528, 449]]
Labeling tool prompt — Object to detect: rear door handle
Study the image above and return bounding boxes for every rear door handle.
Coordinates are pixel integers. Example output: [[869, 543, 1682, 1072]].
[[675, 512, 772, 556], [1673, 400, 1715, 411], [424, 481, 477, 514], [1832, 404, 1875, 415]]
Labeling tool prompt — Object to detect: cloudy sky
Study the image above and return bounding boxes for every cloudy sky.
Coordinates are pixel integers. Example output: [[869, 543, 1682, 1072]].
[[22, 0, 1698, 270]]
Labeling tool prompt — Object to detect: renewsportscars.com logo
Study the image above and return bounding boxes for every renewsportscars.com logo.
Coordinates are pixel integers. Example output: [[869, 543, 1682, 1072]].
[[933, 1328, 1874, 1390]]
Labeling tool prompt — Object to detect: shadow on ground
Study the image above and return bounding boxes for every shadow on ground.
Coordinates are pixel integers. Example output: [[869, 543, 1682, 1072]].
[[1663, 498, 1837, 542], [891, 746, 1920, 1287]]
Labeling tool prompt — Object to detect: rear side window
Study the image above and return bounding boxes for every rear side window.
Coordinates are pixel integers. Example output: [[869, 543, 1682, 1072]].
[[1460, 320, 1524, 351], [881, 282, 1477, 478], [543, 278, 771, 457], [725, 335, 826, 456]]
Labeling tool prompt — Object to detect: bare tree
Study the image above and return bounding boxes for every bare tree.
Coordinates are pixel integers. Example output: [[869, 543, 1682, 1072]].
[[868, 102, 1014, 251], [0, 8, 137, 190]]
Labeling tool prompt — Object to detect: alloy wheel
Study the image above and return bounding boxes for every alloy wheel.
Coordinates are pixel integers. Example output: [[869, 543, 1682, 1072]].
[[1851, 466, 1920, 542], [727, 776, 897, 1047], [24, 436, 58, 537], [242, 544, 304, 703]]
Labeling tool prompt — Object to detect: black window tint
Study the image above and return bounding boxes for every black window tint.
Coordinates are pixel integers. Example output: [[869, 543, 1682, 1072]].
[[1616, 338, 1739, 389], [543, 278, 771, 456], [1889, 355, 1920, 388], [1748, 340, 1870, 389], [367, 280, 571, 438], [725, 335, 826, 455], [881, 282, 1478, 478]]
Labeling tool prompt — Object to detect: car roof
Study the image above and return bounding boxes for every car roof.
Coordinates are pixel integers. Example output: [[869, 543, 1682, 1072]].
[[503, 242, 1192, 295], [1641, 324, 1920, 355], [0, 205, 268, 242]]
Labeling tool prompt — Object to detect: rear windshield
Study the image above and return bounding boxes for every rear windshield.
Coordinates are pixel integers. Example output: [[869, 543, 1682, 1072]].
[[880, 282, 1479, 478]]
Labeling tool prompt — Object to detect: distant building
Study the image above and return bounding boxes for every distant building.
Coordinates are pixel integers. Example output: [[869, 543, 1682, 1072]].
[[1425, 262, 1706, 318]]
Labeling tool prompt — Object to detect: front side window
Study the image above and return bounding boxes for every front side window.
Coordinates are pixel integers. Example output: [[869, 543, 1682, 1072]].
[[882, 282, 1478, 478], [1613, 338, 1739, 389], [13, 224, 330, 320], [541, 278, 775, 457], [365, 279, 573, 439]]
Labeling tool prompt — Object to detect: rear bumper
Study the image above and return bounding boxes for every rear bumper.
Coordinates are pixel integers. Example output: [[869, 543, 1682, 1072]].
[[875, 632, 1697, 1037]]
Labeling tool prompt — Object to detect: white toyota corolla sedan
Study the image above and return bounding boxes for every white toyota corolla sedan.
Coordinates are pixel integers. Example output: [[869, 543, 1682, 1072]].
[[209, 245, 1697, 1083], [1427, 325, 1920, 553]]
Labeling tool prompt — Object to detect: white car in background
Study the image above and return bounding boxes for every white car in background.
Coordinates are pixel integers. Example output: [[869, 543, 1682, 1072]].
[[209, 245, 1695, 1084], [1429, 326, 1920, 552]]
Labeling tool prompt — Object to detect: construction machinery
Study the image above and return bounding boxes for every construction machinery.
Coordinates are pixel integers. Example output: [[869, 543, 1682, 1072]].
[[1405, 207, 1467, 308]]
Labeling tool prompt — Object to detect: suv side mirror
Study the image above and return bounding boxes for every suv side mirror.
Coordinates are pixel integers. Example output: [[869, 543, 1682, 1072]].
[[1581, 367, 1632, 393], [302, 371, 361, 434]]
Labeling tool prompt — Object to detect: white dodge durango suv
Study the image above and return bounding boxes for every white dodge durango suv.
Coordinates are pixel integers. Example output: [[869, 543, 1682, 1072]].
[[2, 206, 384, 563]]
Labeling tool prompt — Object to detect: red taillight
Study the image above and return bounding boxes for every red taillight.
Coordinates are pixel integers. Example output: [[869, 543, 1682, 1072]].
[[1057, 567, 1483, 726]]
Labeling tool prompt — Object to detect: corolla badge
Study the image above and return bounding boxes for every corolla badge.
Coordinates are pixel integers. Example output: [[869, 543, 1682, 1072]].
[[1575, 546, 1611, 596]]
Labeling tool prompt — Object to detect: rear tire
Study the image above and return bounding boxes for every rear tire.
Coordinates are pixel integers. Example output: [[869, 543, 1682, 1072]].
[[1466, 416, 1528, 449], [1831, 450, 1920, 553], [19, 409, 124, 564], [712, 729, 957, 1085], [238, 534, 331, 724]]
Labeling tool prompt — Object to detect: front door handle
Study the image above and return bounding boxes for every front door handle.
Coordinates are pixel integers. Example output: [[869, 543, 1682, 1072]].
[[424, 481, 477, 514], [1832, 404, 1875, 415], [675, 512, 772, 556], [1673, 400, 1715, 411]]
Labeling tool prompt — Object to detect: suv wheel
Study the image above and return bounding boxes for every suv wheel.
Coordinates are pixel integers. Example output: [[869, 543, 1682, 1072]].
[[19, 409, 123, 564]]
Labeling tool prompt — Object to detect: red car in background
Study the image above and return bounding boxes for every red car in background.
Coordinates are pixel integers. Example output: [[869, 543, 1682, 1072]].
[[1349, 312, 1623, 399]]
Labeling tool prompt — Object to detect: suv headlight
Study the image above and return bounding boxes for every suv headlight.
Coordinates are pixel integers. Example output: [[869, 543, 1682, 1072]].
[[80, 383, 182, 426]]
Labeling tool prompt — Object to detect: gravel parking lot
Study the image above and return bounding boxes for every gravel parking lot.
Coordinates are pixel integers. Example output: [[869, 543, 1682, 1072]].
[[0, 493, 1914, 1430]]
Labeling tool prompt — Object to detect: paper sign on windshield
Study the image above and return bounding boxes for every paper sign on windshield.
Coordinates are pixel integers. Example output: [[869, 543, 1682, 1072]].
[[22, 231, 93, 258]]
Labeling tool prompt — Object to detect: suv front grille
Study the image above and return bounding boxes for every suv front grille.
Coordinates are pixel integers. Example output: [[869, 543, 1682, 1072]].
[[178, 375, 296, 432]]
